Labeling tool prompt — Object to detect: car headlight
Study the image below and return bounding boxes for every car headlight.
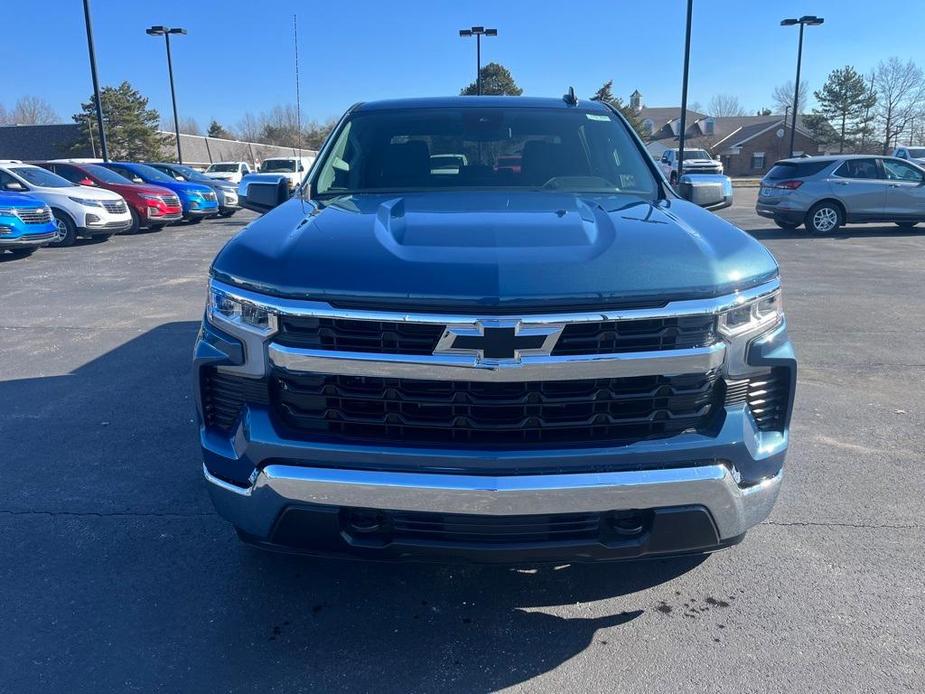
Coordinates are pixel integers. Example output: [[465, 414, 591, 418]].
[[68, 196, 103, 207], [718, 288, 783, 338], [207, 283, 277, 334]]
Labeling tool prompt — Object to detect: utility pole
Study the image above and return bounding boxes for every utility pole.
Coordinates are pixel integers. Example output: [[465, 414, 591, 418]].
[[147, 25, 188, 163], [458, 26, 498, 95], [81, 0, 109, 161], [677, 0, 693, 181], [781, 16, 824, 157]]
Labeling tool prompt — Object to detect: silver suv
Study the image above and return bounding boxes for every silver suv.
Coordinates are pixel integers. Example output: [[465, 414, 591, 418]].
[[757, 155, 925, 233]]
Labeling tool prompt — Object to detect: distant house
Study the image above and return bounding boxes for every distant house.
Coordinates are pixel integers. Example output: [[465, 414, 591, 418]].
[[0, 123, 313, 168], [629, 90, 828, 176]]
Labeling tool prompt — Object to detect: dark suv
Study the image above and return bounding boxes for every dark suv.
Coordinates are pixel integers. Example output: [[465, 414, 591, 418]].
[[195, 96, 796, 563]]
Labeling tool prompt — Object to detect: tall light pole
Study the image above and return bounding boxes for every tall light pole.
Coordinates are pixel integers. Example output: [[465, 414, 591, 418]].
[[146, 25, 187, 163], [81, 0, 108, 161], [676, 0, 694, 181], [458, 26, 497, 95], [781, 15, 823, 158]]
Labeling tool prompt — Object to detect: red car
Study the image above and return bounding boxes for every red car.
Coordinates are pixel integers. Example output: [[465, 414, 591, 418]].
[[38, 161, 183, 233]]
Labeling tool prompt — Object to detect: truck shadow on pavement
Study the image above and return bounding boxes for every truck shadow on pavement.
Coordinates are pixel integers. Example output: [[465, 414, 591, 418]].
[[1, 321, 708, 692]]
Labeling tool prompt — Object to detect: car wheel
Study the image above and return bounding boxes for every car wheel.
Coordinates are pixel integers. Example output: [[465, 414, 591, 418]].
[[669, 172, 677, 185], [6, 247, 37, 258], [49, 211, 77, 247], [148, 223, 166, 232], [774, 220, 801, 230], [805, 202, 842, 234], [187, 217, 203, 225], [219, 210, 237, 218], [895, 221, 917, 228], [122, 208, 141, 235]]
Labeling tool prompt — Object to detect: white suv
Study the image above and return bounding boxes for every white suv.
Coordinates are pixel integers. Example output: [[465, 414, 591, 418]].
[[204, 161, 252, 184], [0, 161, 132, 246]]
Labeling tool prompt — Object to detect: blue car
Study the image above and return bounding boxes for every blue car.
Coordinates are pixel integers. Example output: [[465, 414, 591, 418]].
[[99, 162, 219, 223], [0, 190, 57, 257]]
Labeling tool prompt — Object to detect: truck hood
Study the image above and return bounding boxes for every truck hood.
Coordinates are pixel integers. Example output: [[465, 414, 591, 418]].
[[212, 191, 778, 311]]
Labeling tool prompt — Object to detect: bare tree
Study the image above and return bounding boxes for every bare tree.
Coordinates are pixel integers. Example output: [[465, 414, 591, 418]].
[[708, 94, 747, 117], [236, 112, 265, 142], [873, 57, 924, 153], [8, 96, 59, 124], [772, 81, 809, 114], [162, 115, 202, 135], [0, 103, 8, 125]]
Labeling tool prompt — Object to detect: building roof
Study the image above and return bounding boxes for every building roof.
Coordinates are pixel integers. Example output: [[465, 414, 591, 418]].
[[0, 123, 313, 165], [637, 107, 707, 128]]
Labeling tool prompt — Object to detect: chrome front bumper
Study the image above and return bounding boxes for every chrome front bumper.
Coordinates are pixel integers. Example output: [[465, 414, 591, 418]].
[[0, 230, 56, 247], [205, 462, 782, 542]]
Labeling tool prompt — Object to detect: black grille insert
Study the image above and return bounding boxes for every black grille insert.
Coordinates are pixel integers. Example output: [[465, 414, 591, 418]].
[[201, 368, 269, 431], [552, 315, 717, 355], [271, 370, 722, 447], [277, 316, 444, 355], [724, 369, 789, 432]]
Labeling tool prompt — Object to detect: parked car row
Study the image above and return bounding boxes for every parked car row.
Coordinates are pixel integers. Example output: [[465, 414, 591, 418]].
[[0, 157, 239, 257]]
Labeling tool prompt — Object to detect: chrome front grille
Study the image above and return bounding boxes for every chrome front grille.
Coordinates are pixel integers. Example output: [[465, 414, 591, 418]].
[[164, 195, 181, 207], [202, 191, 218, 203], [16, 207, 52, 224], [102, 199, 128, 214]]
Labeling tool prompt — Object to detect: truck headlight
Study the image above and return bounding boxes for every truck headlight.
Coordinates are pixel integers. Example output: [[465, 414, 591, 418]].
[[207, 284, 277, 334], [718, 288, 782, 338]]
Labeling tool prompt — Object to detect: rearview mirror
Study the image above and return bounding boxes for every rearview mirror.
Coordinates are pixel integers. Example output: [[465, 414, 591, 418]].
[[677, 173, 733, 211]]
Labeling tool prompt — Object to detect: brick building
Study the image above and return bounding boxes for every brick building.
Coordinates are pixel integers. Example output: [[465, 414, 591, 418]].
[[630, 90, 828, 176]]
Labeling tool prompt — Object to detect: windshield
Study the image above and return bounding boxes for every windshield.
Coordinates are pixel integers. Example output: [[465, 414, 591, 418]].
[[313, 107, 658, 198], [260, 159, 296, 172], [683, 149, 712, 160], [82, 164, 132, 185], [208, 163, 240, 172], [168, 164, 210, 182], [125, 163, 176, 183], [907, 148, 925, 158], [10, 166, 74, 188]]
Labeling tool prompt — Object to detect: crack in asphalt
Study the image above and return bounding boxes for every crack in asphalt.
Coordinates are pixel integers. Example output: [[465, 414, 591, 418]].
[[0, 510, 217, 518], [762, 519, 920, 530]]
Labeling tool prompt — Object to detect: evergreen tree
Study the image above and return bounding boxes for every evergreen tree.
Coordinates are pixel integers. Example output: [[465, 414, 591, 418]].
[[72, 82, 165, 160], [460, 63, 523, 96], [590, 80, 647, 139], [813, 66, 877, 153], [207, 119, 233, 139]]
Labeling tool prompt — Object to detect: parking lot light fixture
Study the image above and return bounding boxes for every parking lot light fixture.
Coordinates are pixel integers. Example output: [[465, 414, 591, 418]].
[[780, 15, 824, 158], [458, 26, 498, 96], [147, 25, 188, 164]]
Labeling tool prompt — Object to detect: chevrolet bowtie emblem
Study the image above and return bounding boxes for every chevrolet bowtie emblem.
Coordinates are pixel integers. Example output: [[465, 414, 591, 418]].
[[434, 321, 563, 362]]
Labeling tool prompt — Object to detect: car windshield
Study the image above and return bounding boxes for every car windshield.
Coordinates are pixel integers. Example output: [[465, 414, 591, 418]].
[[208, 163, 240, 172], [313, 106, 658, 198], [683, 149, 712, 160], [82, 164, 132, 184], [907, 148, 925, 158], [10, 166, 73, 188], [260, 159, 296, 172], [126, 163, 175, 183], [170, 164, 210, 182]]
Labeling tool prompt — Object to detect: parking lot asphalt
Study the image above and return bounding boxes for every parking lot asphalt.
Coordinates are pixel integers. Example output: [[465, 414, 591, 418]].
[[1, 191, 923, 693]]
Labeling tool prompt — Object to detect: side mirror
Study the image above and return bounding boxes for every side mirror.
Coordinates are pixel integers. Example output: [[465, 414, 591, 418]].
[[238, 174, 291, 214], [677, 173, 733, 211], [4, 181, 26, 192]]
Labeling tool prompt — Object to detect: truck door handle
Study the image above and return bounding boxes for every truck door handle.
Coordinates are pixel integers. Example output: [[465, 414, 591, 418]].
[[833, 180, 849, 185]]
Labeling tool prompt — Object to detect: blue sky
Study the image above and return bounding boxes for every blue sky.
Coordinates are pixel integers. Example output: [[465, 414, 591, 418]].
[[5, 1, 925, 128]]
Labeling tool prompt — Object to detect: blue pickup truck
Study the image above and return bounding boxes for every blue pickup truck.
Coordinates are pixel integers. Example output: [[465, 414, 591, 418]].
[[195, 95, 795, 563], [0, 190, 57, 258]]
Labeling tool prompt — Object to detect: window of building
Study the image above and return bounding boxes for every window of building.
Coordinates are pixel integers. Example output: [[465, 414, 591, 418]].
[[750, 152, 765, 170]]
